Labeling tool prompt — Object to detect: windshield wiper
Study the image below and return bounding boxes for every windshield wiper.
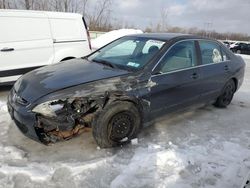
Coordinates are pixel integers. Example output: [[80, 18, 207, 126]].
[[92, 59, 115, 68]]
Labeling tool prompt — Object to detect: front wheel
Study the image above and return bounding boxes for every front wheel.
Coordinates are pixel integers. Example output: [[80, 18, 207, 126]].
[[214, 79, 236, 108], [92, 101, 141, 148]]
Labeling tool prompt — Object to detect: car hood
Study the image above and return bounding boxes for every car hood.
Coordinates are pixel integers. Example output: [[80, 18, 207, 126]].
[[14, 58, 129, 103]]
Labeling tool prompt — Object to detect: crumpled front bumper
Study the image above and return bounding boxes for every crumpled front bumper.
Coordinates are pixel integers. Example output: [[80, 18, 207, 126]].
[[7, 89, 93, 145], [7, 90, 41, 143]]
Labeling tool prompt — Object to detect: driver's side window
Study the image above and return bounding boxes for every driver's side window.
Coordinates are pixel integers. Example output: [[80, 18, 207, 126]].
[[157, 41, 197, 73]]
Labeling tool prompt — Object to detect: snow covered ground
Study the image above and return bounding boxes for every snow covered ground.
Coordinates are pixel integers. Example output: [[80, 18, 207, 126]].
[[0, 56, 250, 188]]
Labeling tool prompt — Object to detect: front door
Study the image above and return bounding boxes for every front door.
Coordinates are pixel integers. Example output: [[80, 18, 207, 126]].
[[147, 40, 203, 117]]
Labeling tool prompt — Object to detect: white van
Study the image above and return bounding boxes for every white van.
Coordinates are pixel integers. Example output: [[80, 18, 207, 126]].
[[0, 9, 92, 85]]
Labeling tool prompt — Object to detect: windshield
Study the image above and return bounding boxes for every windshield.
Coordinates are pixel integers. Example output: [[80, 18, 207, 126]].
[[88, 37, 166, 71]]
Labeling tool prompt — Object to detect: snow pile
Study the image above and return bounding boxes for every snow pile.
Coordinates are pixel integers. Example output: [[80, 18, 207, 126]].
[[110, 140, 250, 188], [0, 101, 7, 112], [0, 139, 250, 187], [91, 29, 143, 50], [0, 101, 9, 140], [239, 54, 250, 60]]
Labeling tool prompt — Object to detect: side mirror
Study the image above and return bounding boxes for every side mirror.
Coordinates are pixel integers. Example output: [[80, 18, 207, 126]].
[[152, 71, 163, 76]]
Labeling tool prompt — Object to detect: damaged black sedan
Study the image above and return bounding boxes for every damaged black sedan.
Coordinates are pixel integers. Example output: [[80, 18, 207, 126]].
[[8, 33, 245, 148]]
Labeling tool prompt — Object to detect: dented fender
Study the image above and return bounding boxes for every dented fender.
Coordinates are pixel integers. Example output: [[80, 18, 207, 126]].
[[28, 75, 153, 144]]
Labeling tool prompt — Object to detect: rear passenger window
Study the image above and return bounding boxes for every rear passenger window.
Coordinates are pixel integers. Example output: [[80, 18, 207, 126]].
[[199, 41, 223, 64], [158, 41, 197, 73]]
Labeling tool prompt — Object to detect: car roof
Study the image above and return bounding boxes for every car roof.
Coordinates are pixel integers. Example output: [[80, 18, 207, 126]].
[[127, 33, 210, 41]]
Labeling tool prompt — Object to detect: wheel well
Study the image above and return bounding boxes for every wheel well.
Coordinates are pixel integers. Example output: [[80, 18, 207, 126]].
[[231, 78, 238, 92], [60, 57, 75, 62], [117, 99, 144, 121]]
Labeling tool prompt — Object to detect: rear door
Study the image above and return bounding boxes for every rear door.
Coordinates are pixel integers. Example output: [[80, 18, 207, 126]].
[[148, 40, 203, 116], [197, 40, 230, 101], [0, 13, 54, 82]]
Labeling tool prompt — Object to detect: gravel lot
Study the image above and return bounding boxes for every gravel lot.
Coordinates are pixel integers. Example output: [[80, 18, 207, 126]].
[[0, 55, 250, 188]]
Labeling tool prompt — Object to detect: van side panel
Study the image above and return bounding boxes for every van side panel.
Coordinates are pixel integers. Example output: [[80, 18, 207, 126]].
[[0, 15, 54, 74], [49, 16, 91, 62], [50, 18, 84, 41], [0, 10, 91, 84], [53, 42, 89, 63]]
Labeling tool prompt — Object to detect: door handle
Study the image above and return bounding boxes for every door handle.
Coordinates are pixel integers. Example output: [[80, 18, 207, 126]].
[[224, 65, 229, 71], [191, 72, 199, 79], [1, 47, 15, 52]]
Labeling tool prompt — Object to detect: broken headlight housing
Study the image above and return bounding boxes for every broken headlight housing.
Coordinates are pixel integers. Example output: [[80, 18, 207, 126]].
[[32, 100, 65, 118]]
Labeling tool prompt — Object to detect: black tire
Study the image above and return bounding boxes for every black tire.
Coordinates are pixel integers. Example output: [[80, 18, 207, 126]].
[[214, 79, 236, 108], [92, 101, 141, 148]]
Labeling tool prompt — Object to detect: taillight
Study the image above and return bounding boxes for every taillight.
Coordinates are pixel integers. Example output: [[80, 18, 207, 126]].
[[87, 30, 92, 50]]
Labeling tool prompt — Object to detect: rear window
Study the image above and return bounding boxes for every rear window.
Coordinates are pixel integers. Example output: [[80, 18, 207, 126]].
[[142, 40, 165, 54], [0, 17, 51, 43]]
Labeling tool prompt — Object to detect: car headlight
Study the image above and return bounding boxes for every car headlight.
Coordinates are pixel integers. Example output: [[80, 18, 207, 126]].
[[32, 100, 65, 118]]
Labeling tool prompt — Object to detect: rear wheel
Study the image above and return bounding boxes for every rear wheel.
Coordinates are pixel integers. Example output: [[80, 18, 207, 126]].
[[214, 79, 236, 108], [92, 101, 141, 148]]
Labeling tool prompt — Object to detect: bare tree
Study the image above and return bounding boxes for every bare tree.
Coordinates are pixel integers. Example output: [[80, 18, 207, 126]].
[[0, 0, 7, 8], [34, 0, 51, 11], [88, 0, 113, 31], [81, 0, 89, 17], [0, 0, 113, 31], [160, 7, 168, 31], [50, 0, 63, 11], [1, 0, 5, 8], [147, 6, 168, 32], [24, 0, 30, 9]]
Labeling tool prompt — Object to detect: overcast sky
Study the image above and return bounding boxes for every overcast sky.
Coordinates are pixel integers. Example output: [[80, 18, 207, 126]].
[[110, 0, 250, 35]]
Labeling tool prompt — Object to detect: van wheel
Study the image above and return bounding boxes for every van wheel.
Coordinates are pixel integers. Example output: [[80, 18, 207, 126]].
[[214, 79, 236, 108], [92, 101, 141, 148]]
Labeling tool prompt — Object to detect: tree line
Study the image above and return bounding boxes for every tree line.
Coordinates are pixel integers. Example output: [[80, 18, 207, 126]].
[[1, 0, 249, 41], [0, 0, 114, 31], [145, 25, 250, 41]]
